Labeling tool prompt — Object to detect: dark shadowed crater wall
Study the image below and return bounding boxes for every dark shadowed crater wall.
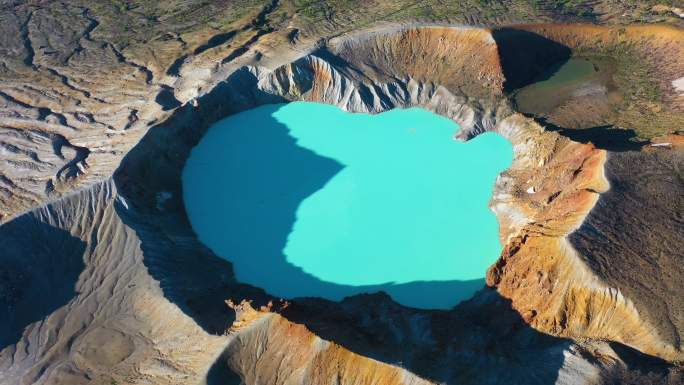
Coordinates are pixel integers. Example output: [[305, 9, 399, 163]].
[[0, 214, 86, 349], [491, 28, 571, 92]]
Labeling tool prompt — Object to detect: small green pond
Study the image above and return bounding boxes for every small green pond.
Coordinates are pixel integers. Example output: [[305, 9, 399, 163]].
[[182, 102, 513, 309], [514, 57, 602, 115]]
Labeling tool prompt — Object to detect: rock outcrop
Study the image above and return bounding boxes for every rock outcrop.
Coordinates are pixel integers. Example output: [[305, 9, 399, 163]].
[[224, 301, 435, 385], [487, 115, 682, 362]]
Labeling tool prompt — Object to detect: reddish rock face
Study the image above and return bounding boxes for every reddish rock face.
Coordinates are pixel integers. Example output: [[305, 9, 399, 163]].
[[328, 27, 506, 99], [488, 115, 684, 363]]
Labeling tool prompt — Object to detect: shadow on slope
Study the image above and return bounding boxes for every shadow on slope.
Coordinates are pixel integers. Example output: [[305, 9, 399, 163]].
[[206, 352, 242, 385], [289, 290, 573, 383], [533, 116, 648, 152], [0, 214, 85, 350], [570, 149, 684, 353], [492, 28, 572, 93], [598, 342, 679, 385], [208, 290, 573, 385], [210, 288, 680, 385], [114, 68, 286, 334]]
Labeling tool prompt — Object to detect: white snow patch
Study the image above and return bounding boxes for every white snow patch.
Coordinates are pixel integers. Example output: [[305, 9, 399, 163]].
[[117, 195, 129, 210], [672, 76, 684, 95], [650, 142, 672, 147]]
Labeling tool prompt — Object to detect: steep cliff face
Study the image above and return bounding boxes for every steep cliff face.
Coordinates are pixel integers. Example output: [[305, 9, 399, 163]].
[[569, 149, 684, 358], [260, 55, 504, 133], [325, 27, 505, 100], [220, 295, 608, 385], [487, 115, 683, 362], [224, 301, 435, 385]]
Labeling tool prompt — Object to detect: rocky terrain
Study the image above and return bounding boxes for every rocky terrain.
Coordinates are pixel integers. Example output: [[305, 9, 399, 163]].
[[1, 1, 684, 384]]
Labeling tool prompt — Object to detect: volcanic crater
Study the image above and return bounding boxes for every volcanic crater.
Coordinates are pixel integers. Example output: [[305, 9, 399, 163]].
[[1, 5, 684, 385]]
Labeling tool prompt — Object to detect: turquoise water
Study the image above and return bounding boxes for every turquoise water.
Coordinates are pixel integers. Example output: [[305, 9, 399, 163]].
[[182, 102, 513, 309]]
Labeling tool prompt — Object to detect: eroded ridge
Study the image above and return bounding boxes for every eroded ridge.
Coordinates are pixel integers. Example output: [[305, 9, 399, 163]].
[[487, 115, 682, 361], [224, 300, 436, 385]]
